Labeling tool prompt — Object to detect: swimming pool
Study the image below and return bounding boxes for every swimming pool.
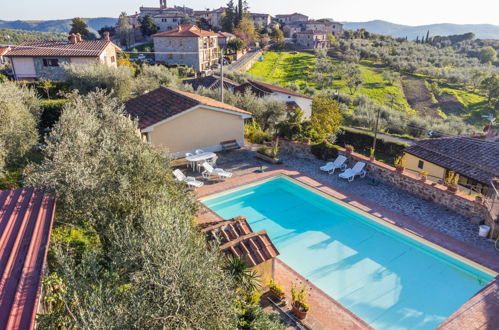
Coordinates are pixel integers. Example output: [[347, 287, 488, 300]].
[[202, 176, 496, 329]]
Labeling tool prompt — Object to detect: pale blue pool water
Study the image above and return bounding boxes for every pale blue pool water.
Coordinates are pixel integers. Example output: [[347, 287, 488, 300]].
[[203, 177, 495, 330]]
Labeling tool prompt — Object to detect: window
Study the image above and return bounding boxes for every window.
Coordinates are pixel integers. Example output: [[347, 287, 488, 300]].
[[173, 18, 177, 22], [111, 56, 115, 63], [418, 160, 424, 169], [42, 58, 59, 67], [179, 40, 183, 47]]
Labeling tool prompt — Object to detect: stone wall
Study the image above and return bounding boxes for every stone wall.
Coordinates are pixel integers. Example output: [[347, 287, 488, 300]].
[[234, 50, 263, 72], [34, 57, 70, 81], [279, 139, 498, 237]]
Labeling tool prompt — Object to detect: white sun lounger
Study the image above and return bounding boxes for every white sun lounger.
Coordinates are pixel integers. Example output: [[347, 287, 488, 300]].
[[339, 162, 367, 182], [201, 162, 233, 180], [173, 169, 204, 188], [320, 155, 347, 174]]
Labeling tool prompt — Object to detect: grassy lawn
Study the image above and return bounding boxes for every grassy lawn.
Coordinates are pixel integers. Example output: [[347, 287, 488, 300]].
[[248, 52, 411, 112], [248, 51, 315, 86], [439, 83, 492, 124]]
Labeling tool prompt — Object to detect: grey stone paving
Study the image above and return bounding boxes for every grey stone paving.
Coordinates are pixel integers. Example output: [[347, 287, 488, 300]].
[[192, 148, 498, 256]]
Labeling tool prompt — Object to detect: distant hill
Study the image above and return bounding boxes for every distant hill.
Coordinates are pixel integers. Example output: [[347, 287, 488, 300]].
[[0, 17, 117, 35], [342, 20, 499, 40], [0, 29, 67, 44]]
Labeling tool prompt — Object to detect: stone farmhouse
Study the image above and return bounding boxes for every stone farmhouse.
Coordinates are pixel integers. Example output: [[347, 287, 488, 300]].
[[296, 30, 329, 49], [5, 32, 120, 81], [249, 13, 272, 27], [152, 24, 219, 72], [306, 20, 344, 37], [194, 7, 226, 29], [275, 13, 309, 24]]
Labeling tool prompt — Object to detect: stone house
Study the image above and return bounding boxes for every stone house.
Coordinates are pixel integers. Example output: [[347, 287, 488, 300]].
[[153, 24, 219, 72], [250, 13, 272, 27], [124, 86, 251, 157], [403, 135, 499, 194], [235, 79, 313, 119], [275, 13, 309, 24], [282, 22, 306, 38], [194, 7, 226, 29], [296, 30, 329, 49], [306, 20, 344, 37], [137, 1, 195, 33], [5, 33, 120, 81]]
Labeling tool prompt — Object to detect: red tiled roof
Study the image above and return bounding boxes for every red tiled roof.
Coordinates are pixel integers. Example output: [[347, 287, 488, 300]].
[[5, 40, 119, 57], [0, 47, 10, 56], [0, 187, 56, 330], [404, 136, 499, 184], [236, 79, 312, 99], [152, 24, 219, 38], [217, 32, 236, 38], [201, 216, 279, 267], [124, 86, 250, 129]]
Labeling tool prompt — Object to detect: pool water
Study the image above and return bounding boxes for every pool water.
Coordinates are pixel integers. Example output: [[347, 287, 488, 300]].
[[203, 177, 495, 330]]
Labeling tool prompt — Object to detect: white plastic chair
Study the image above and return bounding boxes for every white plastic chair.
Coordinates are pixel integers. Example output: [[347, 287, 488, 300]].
[[339, 162, 366, 182], [173, 169, 204, 188], [207, 155, 218, 166], [319, 155, 347, 174], [195, 149, 204, 155], [201, 162, 232, 180], [185, 153, 194, 169]]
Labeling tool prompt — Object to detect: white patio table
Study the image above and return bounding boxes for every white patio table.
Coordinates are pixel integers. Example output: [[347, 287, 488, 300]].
[[185, 152, 216, 172]]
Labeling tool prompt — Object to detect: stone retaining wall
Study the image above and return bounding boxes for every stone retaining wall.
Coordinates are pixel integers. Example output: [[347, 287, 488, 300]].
[[279, 139, 498, 238]]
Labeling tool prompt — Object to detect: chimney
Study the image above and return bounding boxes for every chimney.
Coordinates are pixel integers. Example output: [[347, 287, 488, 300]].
[[160, 0, 167, 9], [76, 33, 82, 42], [68, 33, 77, 44], [103, 31, 111, 41]]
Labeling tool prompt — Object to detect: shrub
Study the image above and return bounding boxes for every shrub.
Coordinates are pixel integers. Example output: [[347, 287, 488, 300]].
[[39, 99, 67, 137], [335, 128, 407, 157], [310, 141, 340, 160], [245, 122, 272, 144], [269, 280, 285, 299]]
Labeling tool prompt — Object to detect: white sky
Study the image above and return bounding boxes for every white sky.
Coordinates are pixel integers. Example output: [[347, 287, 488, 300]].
[[1, 0, 498, 26]]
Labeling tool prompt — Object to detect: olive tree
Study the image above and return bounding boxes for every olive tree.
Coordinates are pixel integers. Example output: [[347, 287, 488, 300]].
[[64, 63, 135, 101], [26, 90, 239, 328], [0, 82, 40, 172]]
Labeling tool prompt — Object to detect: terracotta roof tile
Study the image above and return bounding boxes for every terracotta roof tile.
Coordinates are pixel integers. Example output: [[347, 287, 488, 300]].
[[124, 87, 251, 130], [0, 187, 56, 330], [152, 24, 219, 37], [5, 40, 119, 57], [201, 216, 279, 267], [404, 136, 499, 184]]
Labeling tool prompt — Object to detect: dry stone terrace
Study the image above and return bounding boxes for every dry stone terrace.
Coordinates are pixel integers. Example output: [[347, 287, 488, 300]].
[[184, 147, 499, 257]]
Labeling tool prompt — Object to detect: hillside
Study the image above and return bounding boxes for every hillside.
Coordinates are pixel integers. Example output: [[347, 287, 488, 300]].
[[0, 17, 117, 35], [0, 28, 67, 44], [342, 20, 499, 40]]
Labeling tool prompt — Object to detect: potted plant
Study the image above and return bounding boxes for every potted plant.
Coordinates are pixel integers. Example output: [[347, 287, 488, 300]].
[[256, 138, 280, 164], [419, 170, 429, 182], [394, 155, 405, 173], [369, 148, 375, 161], [269, 280, 285, 302], [445, 170, 459, 193], [291, 283, 310, 320], [345, 144, 354, 154]]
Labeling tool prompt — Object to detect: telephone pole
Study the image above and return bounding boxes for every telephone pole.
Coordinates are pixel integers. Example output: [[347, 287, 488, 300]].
[[219, 48, 224, 103]]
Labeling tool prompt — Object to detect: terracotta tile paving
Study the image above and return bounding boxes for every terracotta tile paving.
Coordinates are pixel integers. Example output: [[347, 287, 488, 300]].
[[195, 167, 499, 329]]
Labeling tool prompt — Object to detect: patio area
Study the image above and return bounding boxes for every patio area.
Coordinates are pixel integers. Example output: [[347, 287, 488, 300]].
[[188, 147, 499, 329], [185, 147, 499, 257]]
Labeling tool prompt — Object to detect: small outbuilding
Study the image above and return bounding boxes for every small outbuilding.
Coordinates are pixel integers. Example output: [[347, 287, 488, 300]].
[[125, 86, 252, 157]]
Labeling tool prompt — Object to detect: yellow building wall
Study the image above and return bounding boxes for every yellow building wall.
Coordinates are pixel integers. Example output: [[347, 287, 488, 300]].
[[403, 153, 447, 183], [251, 259, 274, 287], [148, 106, 244, 154]]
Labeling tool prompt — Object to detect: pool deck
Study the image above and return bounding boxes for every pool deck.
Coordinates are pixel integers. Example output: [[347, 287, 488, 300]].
[[196, 165, 499, 329]]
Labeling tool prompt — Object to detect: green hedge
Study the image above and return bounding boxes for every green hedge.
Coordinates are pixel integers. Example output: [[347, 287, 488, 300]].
[[310, 141, 340, 161], [336, 128, 407, 158]]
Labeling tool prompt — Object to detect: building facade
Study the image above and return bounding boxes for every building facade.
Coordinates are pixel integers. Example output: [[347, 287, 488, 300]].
[[194, 7, 226, 29], [5, 33, 120, 81], [296, 30, 329, 49], [153, 24, 219, 72], [249, 13, 272, 27], [306, 20, 343, 37], [275, 13, 309, 24]]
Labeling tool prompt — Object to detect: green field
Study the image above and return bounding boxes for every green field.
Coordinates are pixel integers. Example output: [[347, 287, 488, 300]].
[[248, 52, 411, 112]]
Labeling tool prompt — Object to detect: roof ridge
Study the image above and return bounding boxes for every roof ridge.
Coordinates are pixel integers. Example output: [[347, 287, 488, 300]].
[[161, 86, 201, 107]]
